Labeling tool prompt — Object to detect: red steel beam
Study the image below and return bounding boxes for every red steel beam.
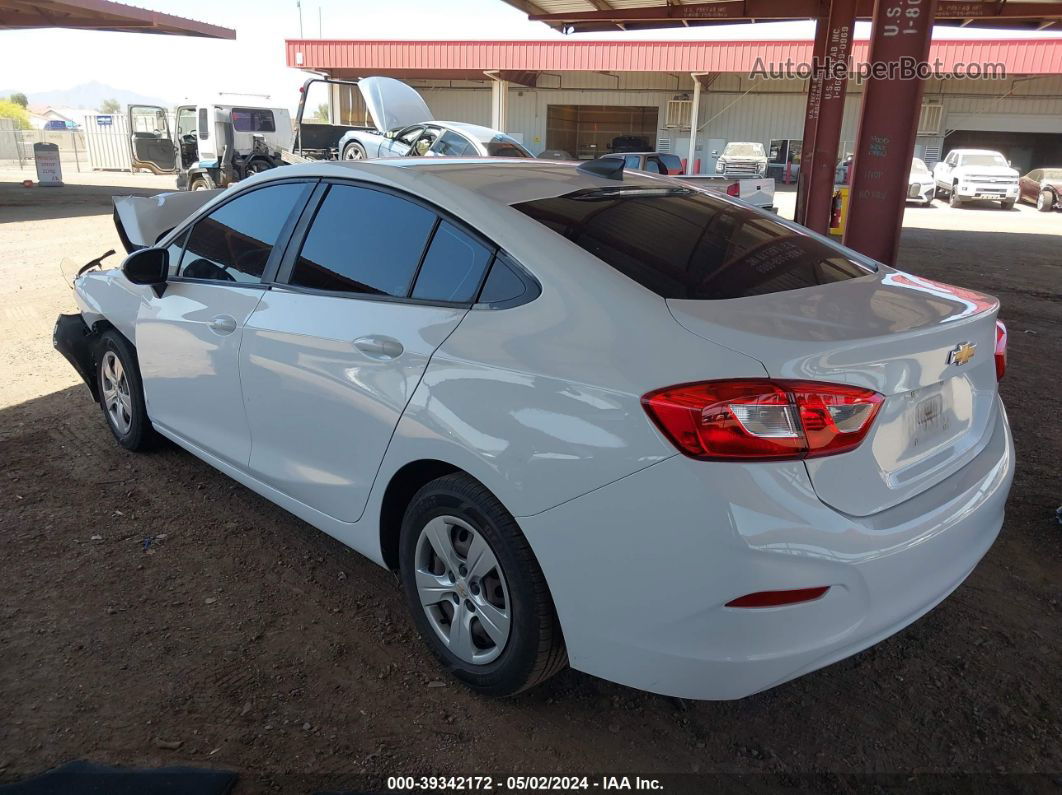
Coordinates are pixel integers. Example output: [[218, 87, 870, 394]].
[[528, 0, 1062, 23], [794, 13, 831, 227], [803, 0, 858, 234], [844, 0, 938, 264]]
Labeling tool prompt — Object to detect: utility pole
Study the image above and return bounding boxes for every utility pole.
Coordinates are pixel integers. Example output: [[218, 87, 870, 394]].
[[319, 6, 323, 37], [297, 1, 303, 37]]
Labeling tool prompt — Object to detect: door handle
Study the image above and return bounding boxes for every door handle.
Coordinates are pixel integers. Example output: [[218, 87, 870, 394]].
[[353, 335, 404, 360], [209, 315, 238, 335]]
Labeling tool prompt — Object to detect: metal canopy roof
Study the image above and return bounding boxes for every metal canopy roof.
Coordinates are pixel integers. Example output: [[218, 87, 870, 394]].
[[0, 0, 235, 38], [501, 0, 1062, 33]]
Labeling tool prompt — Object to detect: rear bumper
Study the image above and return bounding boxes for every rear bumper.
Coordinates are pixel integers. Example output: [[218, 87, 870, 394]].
[[53, 313, 98, 399], [521, 399, 1013, 700]]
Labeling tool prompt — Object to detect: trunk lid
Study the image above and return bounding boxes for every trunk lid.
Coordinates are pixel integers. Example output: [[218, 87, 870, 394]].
[[358, 76, 431, 132], [668, 270, 1001, 516]]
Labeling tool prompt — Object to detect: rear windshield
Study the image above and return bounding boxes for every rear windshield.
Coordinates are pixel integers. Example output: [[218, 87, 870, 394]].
[[484, 135, 531, 158], [659, 153, 683, 172], [511, 188, 875, 300], [724, 143, 765, 157]]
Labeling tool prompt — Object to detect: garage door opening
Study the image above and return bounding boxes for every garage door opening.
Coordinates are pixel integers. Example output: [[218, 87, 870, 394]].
[[546, 105, 658, 160], [943, 131, 1062, 175]]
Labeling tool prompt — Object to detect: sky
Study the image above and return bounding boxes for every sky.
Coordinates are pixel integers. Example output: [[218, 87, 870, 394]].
[[2, 0, 1060, 109]]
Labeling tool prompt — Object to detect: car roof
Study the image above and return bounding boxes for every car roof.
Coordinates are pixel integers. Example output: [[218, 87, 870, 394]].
[[254, 158, 679, 206], [952, 149, 1004, 155]]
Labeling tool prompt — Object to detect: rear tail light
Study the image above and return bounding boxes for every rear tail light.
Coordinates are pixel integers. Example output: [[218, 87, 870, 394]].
[[642, 379, 884, 461], [994, 320, 1007, 381], [725, 182, 740, 197]]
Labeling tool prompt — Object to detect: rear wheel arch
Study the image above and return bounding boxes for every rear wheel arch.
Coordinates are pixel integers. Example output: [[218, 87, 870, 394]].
[[378, 459, 460, 570]]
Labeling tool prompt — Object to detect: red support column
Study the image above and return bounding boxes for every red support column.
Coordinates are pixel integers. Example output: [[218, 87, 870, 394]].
[[843, 0, 938, 264], [794, 12, 830, 226], [802, 0, 857, 234]]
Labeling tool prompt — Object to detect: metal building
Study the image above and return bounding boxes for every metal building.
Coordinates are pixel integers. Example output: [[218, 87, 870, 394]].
[[287, 37, 1062, 175]]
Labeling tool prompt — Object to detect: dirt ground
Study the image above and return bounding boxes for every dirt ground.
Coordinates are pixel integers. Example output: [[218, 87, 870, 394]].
[[0, 170, 1059, 793]]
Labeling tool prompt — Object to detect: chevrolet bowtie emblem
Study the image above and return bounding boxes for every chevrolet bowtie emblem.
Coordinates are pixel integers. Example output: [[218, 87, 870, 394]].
[[947, 342, 977, 366]]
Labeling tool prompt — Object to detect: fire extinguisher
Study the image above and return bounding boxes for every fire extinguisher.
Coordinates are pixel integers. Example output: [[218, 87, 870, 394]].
[[830, 191, 843, 230]]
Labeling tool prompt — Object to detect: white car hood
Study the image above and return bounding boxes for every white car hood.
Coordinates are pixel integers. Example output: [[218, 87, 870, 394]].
[[113, 190, 222, 252], [954, 164, 1018, 177], [359, 76, 432, 132]]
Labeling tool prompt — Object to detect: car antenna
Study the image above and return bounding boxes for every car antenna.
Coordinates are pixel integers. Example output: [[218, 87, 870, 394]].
[[577, 158, 624, 180]]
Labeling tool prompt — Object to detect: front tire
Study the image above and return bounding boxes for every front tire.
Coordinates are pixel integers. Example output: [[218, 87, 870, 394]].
[[1037, 190, 1055, 212], [399, 473, 567, 697], [96, 330, 155, 451], [342, 141, 367, 160], [189, 175, 214, 191], [949, 189, 963, 208], [1001, 199, 1015, 210]]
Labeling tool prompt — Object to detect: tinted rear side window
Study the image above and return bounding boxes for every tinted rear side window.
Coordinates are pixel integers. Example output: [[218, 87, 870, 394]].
[[291, 184, 435, 297], [511, 189, 873, 300], [411, 221, 493, 303]]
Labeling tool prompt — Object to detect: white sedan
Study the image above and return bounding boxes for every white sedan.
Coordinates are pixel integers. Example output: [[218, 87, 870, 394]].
[[56, 158, 1014, 700]]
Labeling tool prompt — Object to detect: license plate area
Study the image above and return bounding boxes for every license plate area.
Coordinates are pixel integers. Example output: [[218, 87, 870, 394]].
[[904, 385, 954, 451]]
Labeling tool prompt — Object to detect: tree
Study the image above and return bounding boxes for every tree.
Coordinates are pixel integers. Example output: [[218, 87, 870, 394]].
[[310, 102, 330, 122], [98, 98, 121, 114], [8, 92, 28, 108], [0, 100, 31, 129]]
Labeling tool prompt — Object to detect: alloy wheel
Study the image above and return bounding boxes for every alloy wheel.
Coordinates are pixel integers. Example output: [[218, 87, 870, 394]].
[[100, 350, 132, 435], [414, 514, 511, 665]]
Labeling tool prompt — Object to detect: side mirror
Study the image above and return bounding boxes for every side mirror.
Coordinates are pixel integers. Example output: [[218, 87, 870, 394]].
[[122, 247, 168, 296]]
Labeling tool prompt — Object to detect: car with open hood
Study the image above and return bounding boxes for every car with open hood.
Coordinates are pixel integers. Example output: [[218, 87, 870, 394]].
[[55, 157, 1013, 701], [289, 76, 531, 162]]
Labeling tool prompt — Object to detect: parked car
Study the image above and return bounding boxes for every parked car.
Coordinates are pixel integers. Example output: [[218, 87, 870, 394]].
[[715, 141, 769, 177], [599, 151, 776, 212], [933, 149, 1019, 209], [908, 157, 935, 206], [599, 151, 684, 175], [341, 120, 531, 161], [43, 119, 79, 131], [538, 149, 573, 160], [1017, 167, 1062, 212], [56, 158, 1013, 701], [285, 76, 530, 164], [608, 135, 650, 153]]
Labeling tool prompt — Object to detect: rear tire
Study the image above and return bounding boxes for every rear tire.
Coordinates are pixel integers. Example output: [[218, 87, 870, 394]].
[[1037, 190, 1055, 212], [398, 473, 567, 697], [342, 141, 367, 160], [95, 331, 155, 452], [189, 175, 213, 191]]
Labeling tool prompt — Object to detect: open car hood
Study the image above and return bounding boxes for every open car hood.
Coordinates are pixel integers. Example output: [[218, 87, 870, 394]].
[[358, 76, 432, 132], [112, 190, 221, 253]]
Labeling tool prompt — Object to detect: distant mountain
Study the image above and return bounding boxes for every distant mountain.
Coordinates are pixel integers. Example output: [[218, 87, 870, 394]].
[[0, 81, 173, 111]]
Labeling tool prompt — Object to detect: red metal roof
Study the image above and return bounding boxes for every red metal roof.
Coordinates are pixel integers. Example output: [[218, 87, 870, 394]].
[[286, 38, 1062, 77]]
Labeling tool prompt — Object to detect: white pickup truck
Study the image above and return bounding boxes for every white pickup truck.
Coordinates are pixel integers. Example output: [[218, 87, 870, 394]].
[[933, 149, 1019, 209]]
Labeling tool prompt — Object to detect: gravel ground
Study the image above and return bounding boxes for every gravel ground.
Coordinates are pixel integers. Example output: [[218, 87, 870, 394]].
[[0, 171, 1059, 792]]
